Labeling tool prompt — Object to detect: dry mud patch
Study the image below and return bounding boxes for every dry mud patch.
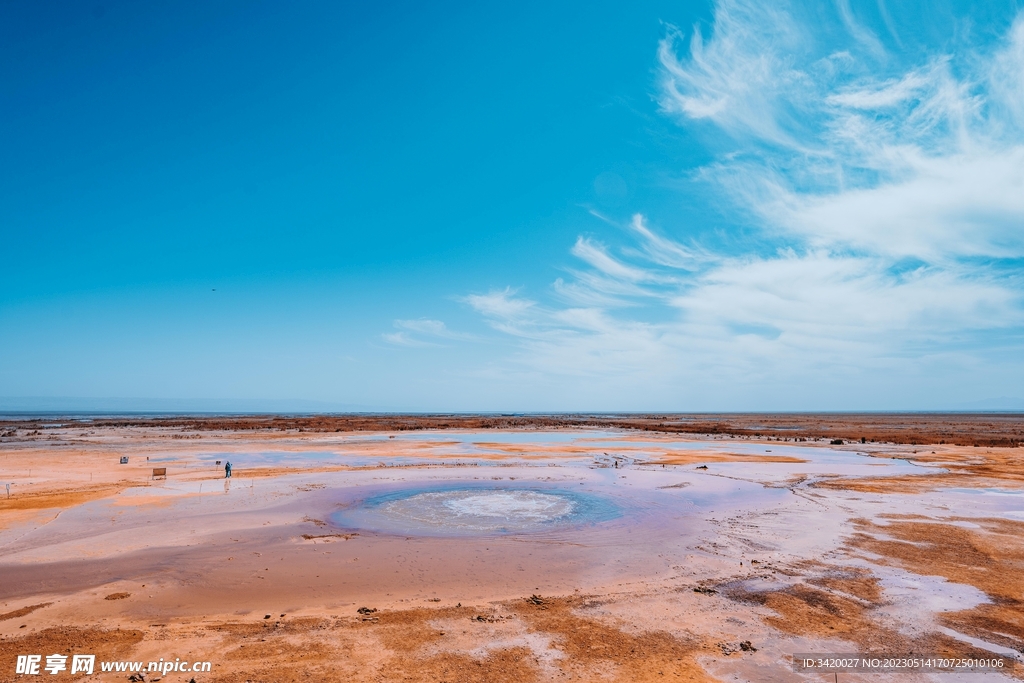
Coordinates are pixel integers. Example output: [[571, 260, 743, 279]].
[[0, 627, 143, 683], [0, 599, 712, 683], [850, 516, 1024, 655], [346, 598, 710, 683]]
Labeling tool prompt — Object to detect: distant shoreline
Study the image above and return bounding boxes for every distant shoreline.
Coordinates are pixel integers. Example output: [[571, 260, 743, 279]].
[[2, 412, 1021, 447]]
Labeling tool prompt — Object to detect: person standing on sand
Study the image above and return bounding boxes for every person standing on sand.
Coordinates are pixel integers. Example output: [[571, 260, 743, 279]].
[[225, 461, 232, 478]]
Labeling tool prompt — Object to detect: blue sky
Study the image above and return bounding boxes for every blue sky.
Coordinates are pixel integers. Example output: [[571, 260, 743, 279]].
[[2, 0, 1022, 411]]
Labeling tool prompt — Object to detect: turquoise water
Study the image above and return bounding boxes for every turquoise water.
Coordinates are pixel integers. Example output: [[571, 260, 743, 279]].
[[330, 484, 621, 537]]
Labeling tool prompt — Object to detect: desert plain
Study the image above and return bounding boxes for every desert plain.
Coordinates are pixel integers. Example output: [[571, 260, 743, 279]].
[[1, 413, 1023, 682]]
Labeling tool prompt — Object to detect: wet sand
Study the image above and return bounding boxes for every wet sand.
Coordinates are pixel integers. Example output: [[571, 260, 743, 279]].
[[1, 420, 1023, 682]]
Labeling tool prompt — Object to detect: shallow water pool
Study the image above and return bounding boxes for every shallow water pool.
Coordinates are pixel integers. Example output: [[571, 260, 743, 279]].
[[330, 485, 620, 536]]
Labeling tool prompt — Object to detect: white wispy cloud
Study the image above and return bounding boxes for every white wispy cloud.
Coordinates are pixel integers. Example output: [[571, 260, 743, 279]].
[[381, 331, 435, 347], [383, 319, 477, 347], [395, 318, 476, 340], [401, 1, 1024, 406], [626, 214, 703, 270], [656, 1, 813, 149], [570, 236, 657, 282]]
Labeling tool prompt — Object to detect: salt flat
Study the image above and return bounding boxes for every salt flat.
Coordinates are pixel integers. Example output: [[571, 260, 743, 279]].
[[1, 419, 1022, 682]]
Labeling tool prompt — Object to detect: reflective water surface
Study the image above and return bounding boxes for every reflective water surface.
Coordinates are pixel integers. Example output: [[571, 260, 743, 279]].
[[331, 485, 620, 536]]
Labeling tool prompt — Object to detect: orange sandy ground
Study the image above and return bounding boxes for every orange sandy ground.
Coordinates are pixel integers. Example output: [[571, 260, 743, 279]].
[[1, 424, 1022, 682]]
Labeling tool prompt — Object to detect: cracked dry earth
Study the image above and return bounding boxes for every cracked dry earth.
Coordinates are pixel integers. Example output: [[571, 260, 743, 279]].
[[1, 422, 1023, 682]]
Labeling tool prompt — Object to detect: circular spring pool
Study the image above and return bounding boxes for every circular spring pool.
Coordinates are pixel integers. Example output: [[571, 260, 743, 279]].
[[331, 486, 619, 536]]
